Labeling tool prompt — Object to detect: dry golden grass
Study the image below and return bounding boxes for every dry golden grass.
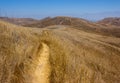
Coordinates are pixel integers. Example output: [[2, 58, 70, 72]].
[[41, 26, 120, 83], [0, 21, 120, 83]]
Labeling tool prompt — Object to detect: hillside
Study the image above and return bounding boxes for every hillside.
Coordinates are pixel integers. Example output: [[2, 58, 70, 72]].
[[98, 17, 120, 26], [0, 20, 120, 83], [23, 16, 120, 37], [0, 17, 38, 25], [23, 16, 95, 27], [1, 16, 120, 37]]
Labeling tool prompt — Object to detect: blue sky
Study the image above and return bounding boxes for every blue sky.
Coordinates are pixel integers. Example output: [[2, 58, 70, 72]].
[[0, 0, 120, 20]]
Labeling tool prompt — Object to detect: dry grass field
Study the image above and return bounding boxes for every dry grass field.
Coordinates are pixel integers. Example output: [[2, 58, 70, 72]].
[[0, 20, 120, 83]]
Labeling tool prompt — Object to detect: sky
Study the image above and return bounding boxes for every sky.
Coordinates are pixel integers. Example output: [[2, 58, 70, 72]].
[[0, 0, 120, 20]]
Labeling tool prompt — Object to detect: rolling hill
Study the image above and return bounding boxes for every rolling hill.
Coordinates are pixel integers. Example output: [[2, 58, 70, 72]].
[[23, 16, 120, 37], [0, 19, 120, 83], [0, 17, 38, 26], [98, 17, 120, 26], [1, 16, 120, 38]]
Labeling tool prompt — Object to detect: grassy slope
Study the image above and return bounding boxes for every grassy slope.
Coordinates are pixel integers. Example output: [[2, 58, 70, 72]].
[[24, 16, 120, 37], [0, 21, 120, 83]]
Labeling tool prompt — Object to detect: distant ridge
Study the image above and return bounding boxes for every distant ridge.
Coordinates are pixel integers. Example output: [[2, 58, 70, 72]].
[[0, 17, 38, 25], [0, 16, 120, 37], [23, 16, 96, 28], [23, 16, 120, 37], [98, 17, 120, 26]]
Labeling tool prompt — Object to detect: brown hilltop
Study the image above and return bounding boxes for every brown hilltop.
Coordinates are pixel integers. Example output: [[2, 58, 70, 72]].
[[23, 16, 120, 38], [23, 16, 97, 28], [0, 17, 38, 25], [98, 17, 120, 26], [0, 16, 120, 37]]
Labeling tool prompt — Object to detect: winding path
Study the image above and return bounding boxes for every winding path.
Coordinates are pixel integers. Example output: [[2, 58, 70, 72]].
[[33, 43, 51, 83]]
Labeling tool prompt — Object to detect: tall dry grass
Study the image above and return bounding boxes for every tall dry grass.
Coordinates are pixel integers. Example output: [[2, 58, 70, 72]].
[[0, 21, 120, 83], [38, 27, 120, 83]]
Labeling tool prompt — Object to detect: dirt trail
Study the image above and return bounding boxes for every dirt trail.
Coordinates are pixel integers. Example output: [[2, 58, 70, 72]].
[[33, 43, 51, 83]]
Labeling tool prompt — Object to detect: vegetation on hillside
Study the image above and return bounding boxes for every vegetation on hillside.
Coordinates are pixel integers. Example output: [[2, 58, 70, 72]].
[[0, 20, 120, 83]]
